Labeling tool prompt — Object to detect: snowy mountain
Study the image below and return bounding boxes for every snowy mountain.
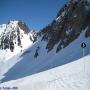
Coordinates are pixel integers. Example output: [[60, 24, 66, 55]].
[[0, 20, 36, 61], [0, 0, 90, 89], [38, 0, 90, 52]]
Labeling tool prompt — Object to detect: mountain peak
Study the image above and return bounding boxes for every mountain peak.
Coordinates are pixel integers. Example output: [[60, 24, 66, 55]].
[[39, 0, 90, 52], [0, 20, 35, 53], [8, 20, 18, 24]]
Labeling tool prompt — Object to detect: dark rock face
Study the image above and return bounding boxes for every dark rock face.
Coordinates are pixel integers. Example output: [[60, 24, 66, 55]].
[[0, 21, 29, 52], [39, 0, 90, 52], [0, 28, 20, 52], [85, 26, 90, 37], [85, 8, 90, 37], [0, 20, 37, 52], [18, 21, 30, 34]]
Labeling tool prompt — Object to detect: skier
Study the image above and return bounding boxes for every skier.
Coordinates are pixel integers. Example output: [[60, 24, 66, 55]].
[[10, 42, 14, 52]]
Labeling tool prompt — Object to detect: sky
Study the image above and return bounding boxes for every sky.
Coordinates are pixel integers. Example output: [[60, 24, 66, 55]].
[[0, 0, 67, 31]]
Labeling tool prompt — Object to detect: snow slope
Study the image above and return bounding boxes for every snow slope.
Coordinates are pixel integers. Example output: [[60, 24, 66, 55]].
[[0, 30, 90, 83], [0, 55, 90, 90]]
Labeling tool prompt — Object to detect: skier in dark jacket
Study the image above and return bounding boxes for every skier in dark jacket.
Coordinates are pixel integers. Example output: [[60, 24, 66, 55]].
[[10, 42, 14, 52]]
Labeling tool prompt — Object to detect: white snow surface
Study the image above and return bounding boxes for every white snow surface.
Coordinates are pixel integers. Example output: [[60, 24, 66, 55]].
[[0, 55, 90, 90]]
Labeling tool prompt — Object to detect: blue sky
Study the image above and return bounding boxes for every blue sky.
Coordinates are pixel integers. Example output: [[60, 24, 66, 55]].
[[0, 0, 67, 30]]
